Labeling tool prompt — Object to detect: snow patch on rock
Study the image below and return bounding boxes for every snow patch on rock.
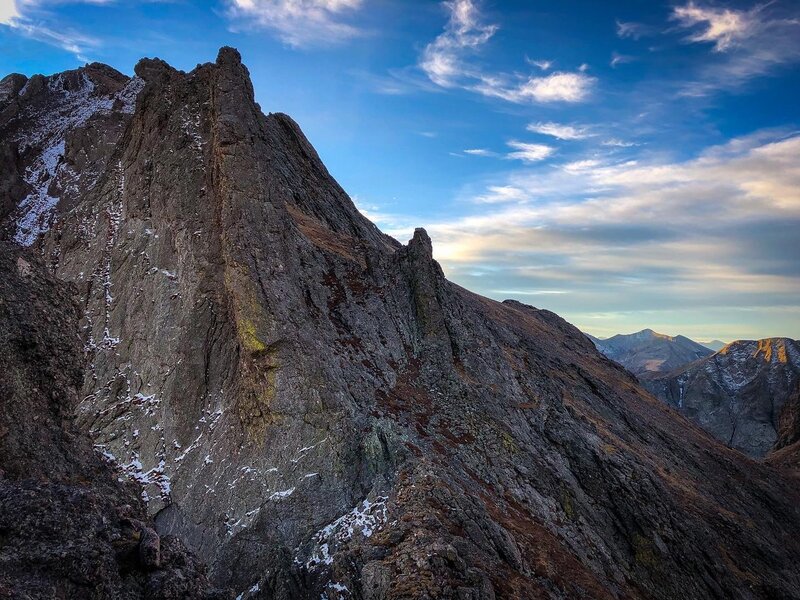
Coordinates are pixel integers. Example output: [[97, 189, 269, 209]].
[[12, 72, 142, 246], [301, 495, 389, 571]]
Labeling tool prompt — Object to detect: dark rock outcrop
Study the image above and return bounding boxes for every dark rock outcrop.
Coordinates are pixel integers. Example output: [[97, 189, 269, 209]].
[[645, 338, 800, 457], [0, 243, 220, 598], [774, 385, 800, 451], [766, 384, 800, 474], [3, 48, 800, 599]]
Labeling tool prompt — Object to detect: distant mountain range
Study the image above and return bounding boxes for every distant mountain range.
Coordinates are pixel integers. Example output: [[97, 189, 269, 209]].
[[587, 330, 800, 458], [586, 329, 713, 378], [644, 338, 800, 457]]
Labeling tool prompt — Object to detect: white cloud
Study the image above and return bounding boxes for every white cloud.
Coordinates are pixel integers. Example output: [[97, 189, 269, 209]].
[[2, 0, 116, 26], [226, 0, 364, 47], [561, 159, 602, 172], [419, 0, 595, 104], [419, 0, 497, 87], [615, 19, 654, 40], [610, 51, 634, 68], [13, 22, 97, 60], [527, 121, 592, 140], [1, 0, 21, 25], [0, 0, 102, 60], [602, 138, 637, 147], [480, 71, 594, 103], [527, 58, 552, 71], [474, 185, 527, 204], [463, 148, 496, 157], [666, 2, 800, 95], [505, 140, 554, 163], [423, 132, 800, 261], [672, 2, 757, 52]]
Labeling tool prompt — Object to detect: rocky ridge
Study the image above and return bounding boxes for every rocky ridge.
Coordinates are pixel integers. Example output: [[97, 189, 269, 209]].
[[2, 49, 800, 599]]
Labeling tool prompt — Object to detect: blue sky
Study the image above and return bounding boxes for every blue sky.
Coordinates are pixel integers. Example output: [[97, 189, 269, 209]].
[[2, 0, 799, 342]]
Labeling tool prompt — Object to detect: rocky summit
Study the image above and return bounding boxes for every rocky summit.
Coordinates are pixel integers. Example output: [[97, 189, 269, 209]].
[[3, 48, 800, 599]]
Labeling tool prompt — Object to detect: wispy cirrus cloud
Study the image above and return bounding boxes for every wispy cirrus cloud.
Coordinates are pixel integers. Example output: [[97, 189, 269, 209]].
[[668, 2, 800, 94], [561, 159, 602, 172], [0, 0, 105, 60], [419, 0, 496, 87], [463, 148, 497, 157], [458, 139, 557, 164], [225, 0, 365, 48], [505, 140, 554, 163], [527, 121, 593, 140], [472, 71, 594, 103], [602, 138, 638, 148], [527, 57, 552, 71], [615, 19, 655, 40], [474, 185, 528, 204], [610, 51, 635, 68], [2, 0, 117, 26], [672, 2, 760, 52], [419, 0, 595, 103]]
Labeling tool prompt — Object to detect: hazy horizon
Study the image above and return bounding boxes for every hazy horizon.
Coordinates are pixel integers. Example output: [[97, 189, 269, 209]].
[[2, 0, 798, 341]]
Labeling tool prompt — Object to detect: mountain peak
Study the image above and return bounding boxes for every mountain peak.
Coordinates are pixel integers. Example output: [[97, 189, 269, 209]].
[[701, 339, 727, 352], [409, 226, 433, 256], [591, 327, 712, 377], [633, 328, 673, 341], [216, 45, 243, 66], [213, 45, 254, 102], [0, 73, 27, 102], [133, 56, 177, 82]]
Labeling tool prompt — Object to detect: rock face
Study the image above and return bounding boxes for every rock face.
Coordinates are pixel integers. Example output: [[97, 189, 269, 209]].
[[588, 329, 712, 379], [0, 243, 218, 598], [645, 339, 800, 457], [4, 48, 800, 599], [767, 385, 800, 473], [0, 63, 141, 245]]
